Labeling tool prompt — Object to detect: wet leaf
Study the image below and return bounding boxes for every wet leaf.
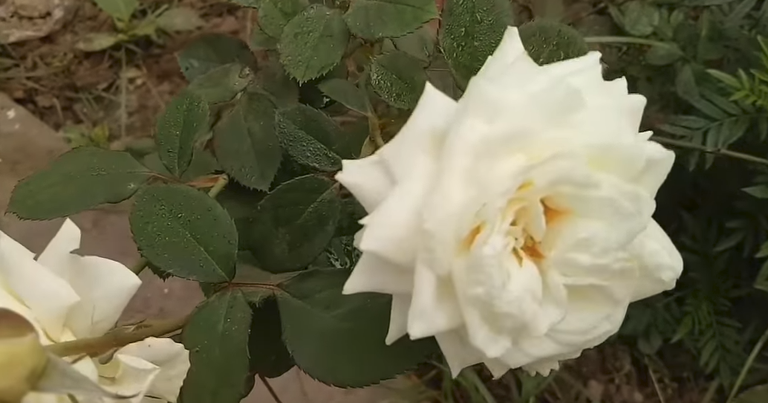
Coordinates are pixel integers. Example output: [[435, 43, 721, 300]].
[[9, 147, 152, 220], [370, 51, 426, 109], [343, 0, 437, 40], [278, 5, 349, 83], [131, 184, 238, 282]]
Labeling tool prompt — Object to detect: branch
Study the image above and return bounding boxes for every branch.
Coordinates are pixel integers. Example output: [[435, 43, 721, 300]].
[[368, 112, 385, 149], [46, 316, 189, 358], [652, 136, 768, 167]]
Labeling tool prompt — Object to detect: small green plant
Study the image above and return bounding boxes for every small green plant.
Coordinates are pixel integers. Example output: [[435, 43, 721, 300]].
[[76, 0, 204, 52]]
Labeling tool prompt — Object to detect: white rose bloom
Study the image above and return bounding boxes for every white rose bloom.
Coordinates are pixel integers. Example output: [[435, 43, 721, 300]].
[[336, 27, 684, 377], [0, 219, 190, 402]]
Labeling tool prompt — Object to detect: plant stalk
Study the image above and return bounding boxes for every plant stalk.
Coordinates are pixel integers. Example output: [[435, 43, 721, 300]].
[[726, 325, 768, 402], [46, 316, 189, 358], [259, 374, 284, 403], [652, 136, 768, 167]]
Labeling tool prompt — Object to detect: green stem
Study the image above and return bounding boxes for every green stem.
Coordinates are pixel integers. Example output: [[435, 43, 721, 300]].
[[207, 174, 229, 198], [701, 380, 720, 403], [584, 36, 673, 48], [259, 374, 284, 403], [652, 136, 768, 167], [129, 257, 148, 275], [368, 112, 385, 149], [461, 368, 498, 403], [727, 325, 768, 402], [645, 356, 666, 403], [46, 316, 189, 358]]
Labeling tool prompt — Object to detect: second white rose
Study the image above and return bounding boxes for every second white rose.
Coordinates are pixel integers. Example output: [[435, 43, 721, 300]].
[[337, 27, 684, 377]]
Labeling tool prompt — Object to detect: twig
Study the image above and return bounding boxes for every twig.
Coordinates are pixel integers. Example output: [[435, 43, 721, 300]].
[[139, 61, 165, 108], [584, 36, 674, 48], [207, 174, 229, 198], [645, 356, 666, 403], [46, 315, 189, 358], [119, 47, 128, 139], [727, 325, 768, 402], [701, 380, 720, 403], [259, 375, 284, 403], [652, 136, 768, 167], [368, 112, 385, 148]]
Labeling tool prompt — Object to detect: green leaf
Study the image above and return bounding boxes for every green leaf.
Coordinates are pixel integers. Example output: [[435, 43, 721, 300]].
[[516, 372, 555, 402], [675, 64, 700, 102], [725, 0, 757, 26], [213, 92, 282, 190], [187, 63, 255, 104], [645, 43, 684, 66], [668, 115, 710, 129], [252, 59, 300, 108], [178, 34, 257, 81], [181, 290, 252, 403], [9, 147, 152, 220], [249, 23, 278, 50], [392, 25, 437, 64], [275, 109, 342, 172], [743, 185, 768, 198], [756, 260, 768, 293], [734, 384, 768, 403], [275, 104, 352, 157], [258, 0, 308, 38], [181, 150, 221, 182], [683, 0, 738, 4], [156, 7, 205, 32], [518, 20, 588, 66], [370, 51, 427, 109], [343, 0, 438, 40], [155, 91, 210, 177], [755, 240, 768, 258], [613, 1, 659, 37], [228, 0, 261, 6], [318, 79, 371, 114], [278, 269, 435, 387], [248, 297, 295, 378], [75, 32, 126, 52], [92, 0, 137, 21], [246, 175, 341, 273], [336, 197, 366, 236], [708, 69, 742, 89], [427, 54, 462, 100], [440, 0, 514, 88], [278, 5, 349, 83], [131, 184, 238, 282]]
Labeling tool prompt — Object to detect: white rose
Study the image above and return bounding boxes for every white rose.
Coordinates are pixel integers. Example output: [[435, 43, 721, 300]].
[[0, 219, 190, 402], [336, 27, 684, 377]]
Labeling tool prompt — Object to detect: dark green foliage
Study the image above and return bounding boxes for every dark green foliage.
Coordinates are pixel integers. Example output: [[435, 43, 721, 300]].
[[181, 290, 253, 403], [518, 20, 588, 65], [131, 184, 238, 282], [605, 0, 768, 388], [277, 268, 437, 387], [246, 175, 341, 273], [440, 0, 514, 88], [9, 147, 153, 220]]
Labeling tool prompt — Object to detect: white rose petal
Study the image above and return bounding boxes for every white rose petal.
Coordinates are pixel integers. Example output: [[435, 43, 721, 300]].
[[0, 219, 190, 402], [113, 338, 191, 402], [337, 27, 683, 377], [37, 219, 142, 338]]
